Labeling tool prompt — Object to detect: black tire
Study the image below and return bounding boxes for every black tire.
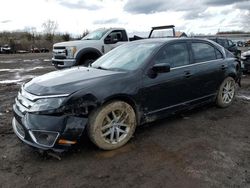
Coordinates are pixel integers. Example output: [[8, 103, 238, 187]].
[[216, 77, 236, 108], [87, 101, 137, 150], [82, 59, 95, 67]]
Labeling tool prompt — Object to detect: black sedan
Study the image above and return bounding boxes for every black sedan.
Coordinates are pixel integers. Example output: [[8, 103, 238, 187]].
[[12, 38, 241, 151]]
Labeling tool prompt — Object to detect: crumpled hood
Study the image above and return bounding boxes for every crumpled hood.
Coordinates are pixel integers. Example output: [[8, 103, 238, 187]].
[[24, 67, 125, 96], [53, 40, 99, 48]]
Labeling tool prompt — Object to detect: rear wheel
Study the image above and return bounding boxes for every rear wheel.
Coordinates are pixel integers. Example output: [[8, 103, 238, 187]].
[[88, 101, 136, 150], [216, 77, 236, 108]]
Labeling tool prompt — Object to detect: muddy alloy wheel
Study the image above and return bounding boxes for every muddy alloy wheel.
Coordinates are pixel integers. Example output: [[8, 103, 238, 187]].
[[88, 101, 136, 150], [216, 77, 236, 108]]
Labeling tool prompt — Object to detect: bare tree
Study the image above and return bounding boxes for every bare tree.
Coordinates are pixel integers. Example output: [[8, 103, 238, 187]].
[[61, 33, 71, 41], [76, 29, 89, 40], [42, 20, 58, 42]]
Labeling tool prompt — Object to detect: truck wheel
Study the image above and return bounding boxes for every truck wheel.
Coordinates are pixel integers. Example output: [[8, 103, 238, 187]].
[[87, 101, 137, 150], [216, 77, 236, 108], [83, 59, 95, 67]]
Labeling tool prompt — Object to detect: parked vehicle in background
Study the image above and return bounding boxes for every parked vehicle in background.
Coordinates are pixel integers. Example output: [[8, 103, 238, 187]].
[[0, 45, 12, 54], [209, 37, 241, 58], [52, 28, 129, 68], [13, 38, 241, 151], [40, 48, 49, 53], [245, 40, 250, 47], [241, 48, 250, 72], [52, 25, 177, 69], [31, 48, 40, 53]]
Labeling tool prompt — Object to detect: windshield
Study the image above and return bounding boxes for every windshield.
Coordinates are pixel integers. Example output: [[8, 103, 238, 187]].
[[92, 42, 161, 71], [82, 29, 109, 40]]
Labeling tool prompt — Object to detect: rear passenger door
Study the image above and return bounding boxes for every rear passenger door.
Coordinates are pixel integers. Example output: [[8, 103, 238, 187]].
[[189, 41, 226, 98]]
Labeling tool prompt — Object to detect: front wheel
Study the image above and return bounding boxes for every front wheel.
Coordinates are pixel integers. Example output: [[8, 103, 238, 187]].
[[88, 101, 137, 150], [216, 77, 236, 108], [82, 59, 95, 67]]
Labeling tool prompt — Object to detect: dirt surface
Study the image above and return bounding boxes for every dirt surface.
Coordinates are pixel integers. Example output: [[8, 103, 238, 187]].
[[0, 53, 250, 188]]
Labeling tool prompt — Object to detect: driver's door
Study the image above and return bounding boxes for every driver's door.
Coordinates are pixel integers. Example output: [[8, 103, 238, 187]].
[[139, 42, 193, 116]]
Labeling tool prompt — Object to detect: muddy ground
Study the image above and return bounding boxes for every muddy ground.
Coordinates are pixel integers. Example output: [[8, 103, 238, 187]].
[[0, 53, 249, 188]]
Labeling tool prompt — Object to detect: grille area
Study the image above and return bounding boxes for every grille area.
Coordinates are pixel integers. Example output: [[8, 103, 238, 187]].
[[53, 46, 67, 60], [16, 87, 36, 114]]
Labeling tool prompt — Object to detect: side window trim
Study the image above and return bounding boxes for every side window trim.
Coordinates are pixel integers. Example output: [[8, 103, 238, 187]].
[[171, 59, 221, 70]]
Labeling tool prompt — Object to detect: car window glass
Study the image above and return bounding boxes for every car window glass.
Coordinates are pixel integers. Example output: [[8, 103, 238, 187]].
[[215, 49, 223, 59], [106, 30, 126, 42], [155, 43, 189, 68], [218, 39, 229, 48], [228, 40, 234, 46], [191, 42, 216, 63]]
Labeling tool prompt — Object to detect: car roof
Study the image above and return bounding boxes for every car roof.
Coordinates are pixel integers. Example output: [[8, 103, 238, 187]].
[[130, 37, 220, 45], [128, 37, 226, 55]]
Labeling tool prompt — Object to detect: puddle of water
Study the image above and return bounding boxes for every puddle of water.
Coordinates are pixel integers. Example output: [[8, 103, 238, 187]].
[[0, 75, 35, 84], [0, 79, 23, 84], [0, 68, 24, 72], [0, 66, 45, 73], [23, 59, 33, 62], [0, 60, 16, 64], [26, 66, 45, 71], [236, 95, 250, 101]]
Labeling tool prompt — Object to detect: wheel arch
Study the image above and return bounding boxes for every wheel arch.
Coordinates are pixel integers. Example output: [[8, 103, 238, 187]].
[[102, 94, 141, 125], [75, 48, 102, 65]]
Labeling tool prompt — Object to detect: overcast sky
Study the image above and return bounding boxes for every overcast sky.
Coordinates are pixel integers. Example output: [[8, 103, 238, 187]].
[[0, 0, 249, 36]]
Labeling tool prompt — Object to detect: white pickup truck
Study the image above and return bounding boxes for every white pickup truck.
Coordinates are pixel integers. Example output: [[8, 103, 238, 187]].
[[52, 28, 130, 68], [52, 25, 176, 68]]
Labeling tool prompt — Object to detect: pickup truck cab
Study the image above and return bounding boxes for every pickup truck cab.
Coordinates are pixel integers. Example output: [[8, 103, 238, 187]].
[[52, 28, 129, 68]]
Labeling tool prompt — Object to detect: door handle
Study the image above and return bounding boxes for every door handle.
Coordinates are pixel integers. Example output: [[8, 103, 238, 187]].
[[184, 71, 192, 78], [221, 64, 227, 70]]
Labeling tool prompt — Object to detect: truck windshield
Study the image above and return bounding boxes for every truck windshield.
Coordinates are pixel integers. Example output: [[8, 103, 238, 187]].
[[150, 29, 174, 38], [82, 29, 109, 40], [92, 42, 161, 71]]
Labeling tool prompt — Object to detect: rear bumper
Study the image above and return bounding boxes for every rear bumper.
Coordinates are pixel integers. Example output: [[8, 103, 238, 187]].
[[52, 58, 76, 68], [12, 104, 88, 152]]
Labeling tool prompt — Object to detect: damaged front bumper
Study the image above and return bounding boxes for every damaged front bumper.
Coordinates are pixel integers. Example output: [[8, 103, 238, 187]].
[[12, 104, 88, 152]]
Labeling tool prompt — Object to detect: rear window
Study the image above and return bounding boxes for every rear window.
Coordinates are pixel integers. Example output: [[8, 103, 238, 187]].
[[191, 42, 217, 63]]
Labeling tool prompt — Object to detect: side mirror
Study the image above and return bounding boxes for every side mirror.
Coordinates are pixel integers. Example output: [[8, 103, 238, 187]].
[[152, 63, 170, 73], [104, 37, 118, 44]]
